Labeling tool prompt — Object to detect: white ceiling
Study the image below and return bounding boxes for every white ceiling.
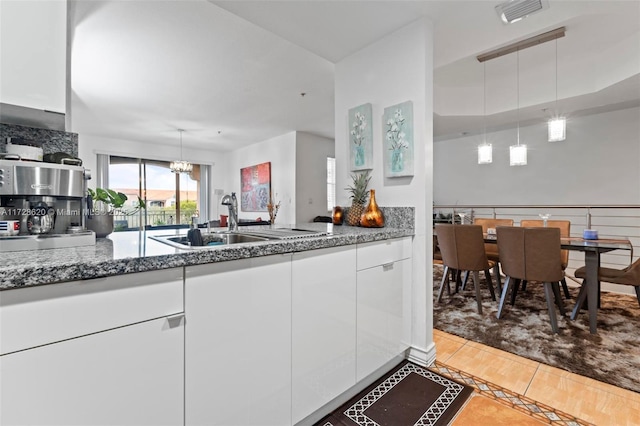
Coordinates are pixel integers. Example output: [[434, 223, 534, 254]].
[[68, 0, 640, 151]]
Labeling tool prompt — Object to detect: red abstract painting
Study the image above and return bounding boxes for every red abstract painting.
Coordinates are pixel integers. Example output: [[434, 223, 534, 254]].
[[240, 162, 271, 212]]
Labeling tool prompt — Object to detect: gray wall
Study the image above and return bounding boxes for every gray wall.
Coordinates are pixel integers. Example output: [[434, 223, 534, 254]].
[[434, 107, 640, 205], [295, 132, 334, 223]]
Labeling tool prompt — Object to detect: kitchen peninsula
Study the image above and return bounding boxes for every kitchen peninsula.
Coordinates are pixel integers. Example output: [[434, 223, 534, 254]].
[[0, 222, 412, 289], [0, 219, 414, 425]]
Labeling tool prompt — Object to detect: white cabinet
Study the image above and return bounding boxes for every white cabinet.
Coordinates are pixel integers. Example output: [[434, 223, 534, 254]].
[[0, 269, 185, 426], [356, 237, 412, 381], [291, 245, 357, 424], [0, 0, 67, 112], [0, 317, 184, 426], [185, 254, 293, 426]]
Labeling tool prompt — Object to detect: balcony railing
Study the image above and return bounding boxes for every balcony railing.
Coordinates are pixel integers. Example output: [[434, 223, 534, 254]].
[[112, 209, 199, 231], [433, 204, 640, 295]]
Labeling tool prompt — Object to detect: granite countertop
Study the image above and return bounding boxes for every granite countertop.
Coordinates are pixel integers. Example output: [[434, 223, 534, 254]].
[[0, 223, 413, 290]]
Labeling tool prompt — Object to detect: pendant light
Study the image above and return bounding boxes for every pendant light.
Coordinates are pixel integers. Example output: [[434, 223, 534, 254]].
[[510, 48, 527, 166], [548, 38, 566, 142], [478, 61, 493, 164], [170, 129, 193, 174]]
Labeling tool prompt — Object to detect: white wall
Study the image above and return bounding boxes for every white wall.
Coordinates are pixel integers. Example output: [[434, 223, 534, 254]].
[[226, 132, 297, 225], [335, 18, 434, 365], [434, 107, 640, 205], [78, 129, 334, 227], [295, 132, 335, 223], [77, 134, 227, 221]]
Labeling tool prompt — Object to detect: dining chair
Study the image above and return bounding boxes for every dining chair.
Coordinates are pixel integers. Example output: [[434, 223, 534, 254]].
[[434, 232, 464, 289], [571, 257, 640, 320], [520, 220, 571, 299], [435, 224, 496, 314], [473, 217, 515, 289], [496, 226, 566, 333], [433, 234, 442, 263]]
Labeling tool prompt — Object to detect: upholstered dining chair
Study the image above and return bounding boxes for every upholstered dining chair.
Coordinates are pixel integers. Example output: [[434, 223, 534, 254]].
[[520, 220, 571, 299], [435, 224, 496, 314], [473, 217, 515, 289], [433, 234, 442, 264], [496, 226, 566, 333], [571, 257, 640, 320]]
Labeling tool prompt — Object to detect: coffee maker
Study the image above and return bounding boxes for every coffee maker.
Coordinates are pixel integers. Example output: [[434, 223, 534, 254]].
[[0, 159, 96, 251]]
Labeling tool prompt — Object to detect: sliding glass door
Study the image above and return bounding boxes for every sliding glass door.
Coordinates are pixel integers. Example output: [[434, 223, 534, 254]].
[[108, 156, 201, 231]]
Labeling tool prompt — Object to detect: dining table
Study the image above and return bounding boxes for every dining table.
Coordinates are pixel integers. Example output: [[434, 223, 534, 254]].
[[485, 234, 633, 334]]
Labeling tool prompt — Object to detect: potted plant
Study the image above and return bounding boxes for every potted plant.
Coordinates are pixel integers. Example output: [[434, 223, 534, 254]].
[[86, 188, 146, 237]]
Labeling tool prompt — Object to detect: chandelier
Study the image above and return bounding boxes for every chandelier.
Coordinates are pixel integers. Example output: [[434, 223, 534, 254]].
[[170, 129, 193, 174]]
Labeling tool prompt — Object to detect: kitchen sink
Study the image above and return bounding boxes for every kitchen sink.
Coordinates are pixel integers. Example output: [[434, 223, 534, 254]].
[[150, 231, 271, 250], [150, 228, 328, 250]]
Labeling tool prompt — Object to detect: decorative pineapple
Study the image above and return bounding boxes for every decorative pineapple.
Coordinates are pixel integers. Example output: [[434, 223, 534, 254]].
[[345, 170, 371, 226]]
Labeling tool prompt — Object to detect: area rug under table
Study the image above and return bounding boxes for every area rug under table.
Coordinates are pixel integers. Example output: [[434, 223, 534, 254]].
[[433, 265, 640, 394], [319, 360, 473, 426]]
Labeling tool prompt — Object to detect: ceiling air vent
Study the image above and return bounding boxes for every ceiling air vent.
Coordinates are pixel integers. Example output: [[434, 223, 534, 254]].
[[495, 0, 548, 24]]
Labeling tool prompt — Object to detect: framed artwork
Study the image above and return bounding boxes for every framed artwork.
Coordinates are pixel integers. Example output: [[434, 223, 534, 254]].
[[383, 100, 414, 177], [240, 161, 271, 211], [348, 103, 373, 171]]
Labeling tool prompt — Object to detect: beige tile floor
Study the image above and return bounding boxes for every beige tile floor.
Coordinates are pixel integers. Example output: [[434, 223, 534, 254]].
[[434, 329, 640, 426]]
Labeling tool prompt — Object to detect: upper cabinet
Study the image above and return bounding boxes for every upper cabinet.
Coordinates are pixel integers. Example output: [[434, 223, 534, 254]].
[[0, 0, 67, 113]]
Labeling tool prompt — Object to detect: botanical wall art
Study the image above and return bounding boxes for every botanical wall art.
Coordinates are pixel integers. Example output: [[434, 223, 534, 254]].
[[348, 103, 373, 171], [383, 100, 414, 177], [240, 161, 271, 212]]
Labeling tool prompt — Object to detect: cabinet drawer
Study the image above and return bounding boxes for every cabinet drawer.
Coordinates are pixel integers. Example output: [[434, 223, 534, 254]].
[[357, 237, 412, 271], [1, 269, 184, 355]]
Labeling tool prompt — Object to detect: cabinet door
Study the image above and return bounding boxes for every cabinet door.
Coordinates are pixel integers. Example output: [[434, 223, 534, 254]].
[[0, 316, 184, 426], [291, 246, 357, 424], [185, 254, 292, 426], [357, 258, 411, 381], [0, 0, 66, 112]]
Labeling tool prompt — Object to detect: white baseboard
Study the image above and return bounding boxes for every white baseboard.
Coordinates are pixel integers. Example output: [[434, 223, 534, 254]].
[[407, 343, 436, 367]]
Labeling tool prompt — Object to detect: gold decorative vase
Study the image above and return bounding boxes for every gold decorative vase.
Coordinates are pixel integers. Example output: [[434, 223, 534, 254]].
[[360, 189, 384, 228]]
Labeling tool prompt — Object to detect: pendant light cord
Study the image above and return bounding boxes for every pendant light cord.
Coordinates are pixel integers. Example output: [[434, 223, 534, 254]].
[[555, 38, 558, 115], [516, 48, 520, 146], [483, 61, 487, 141]]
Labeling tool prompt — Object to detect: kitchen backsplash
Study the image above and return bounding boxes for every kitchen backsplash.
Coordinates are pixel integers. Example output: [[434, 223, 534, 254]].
[[342, 206, 415, 230], [0, 123, 78, 157]]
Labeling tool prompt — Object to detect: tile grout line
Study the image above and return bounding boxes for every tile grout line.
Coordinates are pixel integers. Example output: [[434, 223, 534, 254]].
[[430, 360, 593, 426], [440, 336, 470, 363], [523, 362, 543, 397]]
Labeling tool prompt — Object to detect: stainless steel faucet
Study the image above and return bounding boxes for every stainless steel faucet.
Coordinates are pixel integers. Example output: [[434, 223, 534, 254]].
[[221, 192, 238, 231]]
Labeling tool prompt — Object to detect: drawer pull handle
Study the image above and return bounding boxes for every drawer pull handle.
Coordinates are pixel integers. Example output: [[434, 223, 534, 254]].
[[382, 262, 395, 271], [166, 314, 185, 328]]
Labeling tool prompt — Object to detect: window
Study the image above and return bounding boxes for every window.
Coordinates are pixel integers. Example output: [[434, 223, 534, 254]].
[[107, 156, 202, 230], [327, 157, 336, 211]]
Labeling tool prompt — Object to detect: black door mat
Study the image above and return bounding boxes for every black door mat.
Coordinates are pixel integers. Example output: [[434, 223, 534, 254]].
[[317, 360, 473, 426]]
